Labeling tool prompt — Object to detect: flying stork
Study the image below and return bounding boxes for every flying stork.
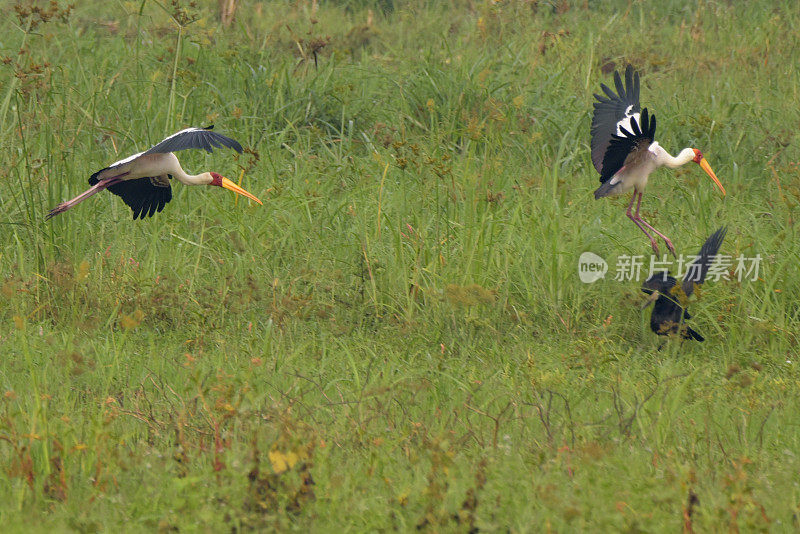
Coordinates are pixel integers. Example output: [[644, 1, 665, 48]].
[[590, 65, 726, 256], [641, 226, 727, 342], [46, 126, 262, 220]]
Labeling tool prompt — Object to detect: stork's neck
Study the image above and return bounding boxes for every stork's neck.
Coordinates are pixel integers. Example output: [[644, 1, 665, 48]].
[[173, 168, 213, 186], [158, 153, 213, 186], [658, 147, 696, 169]]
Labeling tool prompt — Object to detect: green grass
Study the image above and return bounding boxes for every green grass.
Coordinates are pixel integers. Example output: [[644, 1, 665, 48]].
[[1, 0, 799, 530]]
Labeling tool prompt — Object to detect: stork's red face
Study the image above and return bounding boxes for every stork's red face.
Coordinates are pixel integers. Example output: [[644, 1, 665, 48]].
[[691, 149, 726, 196], [209, 172, 262, 205]]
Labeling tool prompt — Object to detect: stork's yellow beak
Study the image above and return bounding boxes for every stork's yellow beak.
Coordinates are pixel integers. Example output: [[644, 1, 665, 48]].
[[220, 176, 262, 205], [697, 157, 726, 197]]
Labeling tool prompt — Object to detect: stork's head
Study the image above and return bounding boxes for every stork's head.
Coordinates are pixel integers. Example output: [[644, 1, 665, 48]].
[[691, 149, 726, 196], [209, 172, 262, 204]]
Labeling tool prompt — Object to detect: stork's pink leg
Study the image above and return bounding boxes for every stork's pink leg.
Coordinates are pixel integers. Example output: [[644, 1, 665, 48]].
[[633, 192, 676, 257], [626, 191, 660, 255], [46, 175, 126, 220]]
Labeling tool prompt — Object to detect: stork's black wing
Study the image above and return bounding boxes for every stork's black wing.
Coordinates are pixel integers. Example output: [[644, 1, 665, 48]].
[[143, 126, 243, 156], [598, 108, 657, 183], [591, 64, 642, 176], [681, 226, 727, 297], [89, 172, 172, 220]]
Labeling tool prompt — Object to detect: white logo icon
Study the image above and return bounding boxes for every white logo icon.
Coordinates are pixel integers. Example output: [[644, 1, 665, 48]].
[[578, 252, 607, 283]]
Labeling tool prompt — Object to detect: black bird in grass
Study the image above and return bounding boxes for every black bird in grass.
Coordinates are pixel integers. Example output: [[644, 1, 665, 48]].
[[641, 227, 727, 342], [47, 126, 262, 220], [590, 65, 726, 256]]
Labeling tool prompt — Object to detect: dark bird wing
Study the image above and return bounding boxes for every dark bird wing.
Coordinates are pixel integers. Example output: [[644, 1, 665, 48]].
[[681, 226, 727, 297], [591, 65, 643, 176], [597, 108, 657, 185], [143, 126, 243, 156], [89, 172, 172, 219], [641, 226, 725, 344]]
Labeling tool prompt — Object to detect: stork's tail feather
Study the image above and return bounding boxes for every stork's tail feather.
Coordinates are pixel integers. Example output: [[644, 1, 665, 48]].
[[88, 169, 102, 186], [594, 180, 619, 199]]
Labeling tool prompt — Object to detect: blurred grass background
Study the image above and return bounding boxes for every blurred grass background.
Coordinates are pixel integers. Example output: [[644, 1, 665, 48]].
[[1, 0, 799, 530]]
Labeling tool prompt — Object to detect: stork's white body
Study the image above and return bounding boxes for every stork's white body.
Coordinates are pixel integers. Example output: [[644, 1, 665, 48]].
[[602, 143, 698, 196], [97, 152, 212, 186]]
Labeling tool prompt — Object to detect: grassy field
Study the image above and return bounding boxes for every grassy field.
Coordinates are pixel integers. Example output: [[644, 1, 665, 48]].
[[1, 0, 799, 530]]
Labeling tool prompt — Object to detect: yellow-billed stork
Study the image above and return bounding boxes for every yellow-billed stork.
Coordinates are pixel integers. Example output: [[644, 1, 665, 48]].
[[590, 65, 726, 256], [47, 126, 261, 220]]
